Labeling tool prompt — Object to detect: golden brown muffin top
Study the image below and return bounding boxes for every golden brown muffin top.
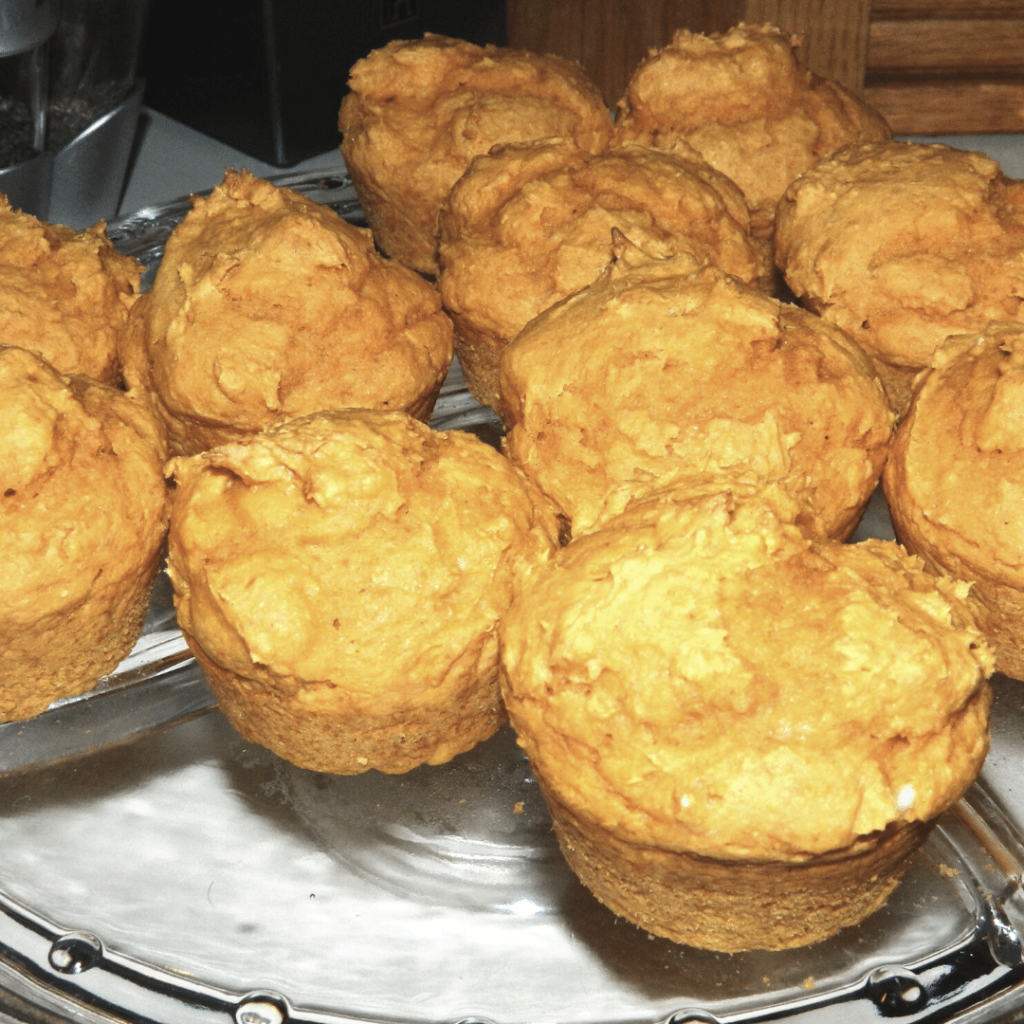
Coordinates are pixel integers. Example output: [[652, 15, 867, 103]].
[[885, 322, 1024, 591], [500, 243, 893, 538], [0, 194, 141, 385], [0, 345, 168, 626], [121, 170, 454, 456], [499, 482, 993, 862], [438, 137, 771, 410], [613, 23, 891, 238], [775, 142, 1024, 416], [167, 409, 560, 710], [339, 33, 613, 276]]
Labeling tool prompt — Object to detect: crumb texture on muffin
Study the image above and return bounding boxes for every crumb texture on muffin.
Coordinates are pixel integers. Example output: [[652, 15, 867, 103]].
[[501, 487, 991, 859], [340, 34, 613, 276], [500, 245, 893, 538], [499, 483, 992, 949], [438, 137, 768, 412], [0, 194, 141, 385], [775, 142, 1024, 415], [0, 346, 169, 721], [121, 170, 454, 456], [613, 23, 891, 239], [167, 408, 560, 774], [885, 322, 1024, 680]]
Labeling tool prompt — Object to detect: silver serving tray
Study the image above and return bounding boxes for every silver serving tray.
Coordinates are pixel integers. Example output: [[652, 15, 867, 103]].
[[0, 172, 1022, 1024]]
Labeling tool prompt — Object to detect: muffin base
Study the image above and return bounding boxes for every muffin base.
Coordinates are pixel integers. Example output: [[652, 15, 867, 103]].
[[546, 790, 932, 953], [0, 552, 163, 723], [455, 334, 504, 416], [956, 576, 1024, 683], [188, 638, 508, 775]]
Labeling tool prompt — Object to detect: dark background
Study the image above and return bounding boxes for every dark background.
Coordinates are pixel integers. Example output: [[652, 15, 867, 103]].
[[140, 0, 507, 167]]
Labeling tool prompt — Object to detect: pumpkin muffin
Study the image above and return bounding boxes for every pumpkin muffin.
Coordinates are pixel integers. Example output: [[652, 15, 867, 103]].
[[775, 141, 1024, 416], [121, 170, 454, 456], [885, 322, 1024, 680], [167, 408, 560, 775], [613, 23, 891, 242], [339, 33, 613, 276], [438, 137, 769, 413], [0, 346, 169, 722], [500, 242, 893, 539], [0, 194, 141, 385], [499, 481, 993, 951]]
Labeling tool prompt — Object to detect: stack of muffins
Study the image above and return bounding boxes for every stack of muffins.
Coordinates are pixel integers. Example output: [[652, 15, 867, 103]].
[[1, 21, 1015, 955], [337, 25, 1001, 953], [0, 197, 169, 721]]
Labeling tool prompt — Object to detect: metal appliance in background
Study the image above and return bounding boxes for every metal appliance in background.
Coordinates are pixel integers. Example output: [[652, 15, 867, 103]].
[[0, 0, 58, 217], [0, 0, 148, 228]]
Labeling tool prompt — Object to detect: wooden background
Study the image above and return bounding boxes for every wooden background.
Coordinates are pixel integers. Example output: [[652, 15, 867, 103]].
[[506, 0, 1024, 135]]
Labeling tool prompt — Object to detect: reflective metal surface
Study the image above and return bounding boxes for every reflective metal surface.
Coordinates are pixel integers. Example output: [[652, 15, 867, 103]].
[[48, 80, 145, 228]]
